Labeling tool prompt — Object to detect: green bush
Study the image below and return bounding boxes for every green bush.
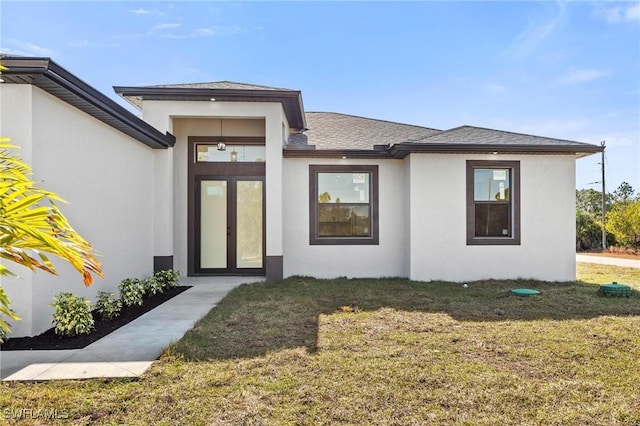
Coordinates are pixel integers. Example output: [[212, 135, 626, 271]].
[[576, 209, 603, 250], [154, 269, 181, 290], [142, 277, 163, 296], [95, 291, 122, 320], [118, 278, 144, 307], [50, 292, 94, 337]]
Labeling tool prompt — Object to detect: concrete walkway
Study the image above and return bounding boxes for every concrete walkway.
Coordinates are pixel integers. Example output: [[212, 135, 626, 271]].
[[576, 253, 640, 269], [1, 276, 263, 381]]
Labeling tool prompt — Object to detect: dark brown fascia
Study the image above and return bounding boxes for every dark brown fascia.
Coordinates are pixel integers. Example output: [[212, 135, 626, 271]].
[[283, 149, 391, 159], [284, 142, 602, 159], [113, 86, 307, 130], [388, 143, 603, 158], [1, 56, 175, 149]]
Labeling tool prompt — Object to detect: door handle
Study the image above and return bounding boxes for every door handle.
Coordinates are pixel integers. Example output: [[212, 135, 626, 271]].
[[227, 226, 231, 236]]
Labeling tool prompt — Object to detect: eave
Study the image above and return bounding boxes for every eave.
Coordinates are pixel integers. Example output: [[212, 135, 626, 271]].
[[284, 143, 603, 159], [388, 143, 603, 158], [1, 56, 175, 149], [283, 148, 391, 159], [114, 86, 307, 130]]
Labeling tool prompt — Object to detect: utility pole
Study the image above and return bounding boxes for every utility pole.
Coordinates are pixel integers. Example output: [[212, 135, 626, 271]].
[[601, 141, 606, 249]]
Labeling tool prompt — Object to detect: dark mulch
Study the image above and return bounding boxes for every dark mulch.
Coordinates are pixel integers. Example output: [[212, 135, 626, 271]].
[[0, 286, 191, 351]]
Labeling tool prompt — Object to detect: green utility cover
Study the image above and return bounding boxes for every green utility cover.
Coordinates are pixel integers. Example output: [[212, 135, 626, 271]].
[[597, 282, 631, 297], [511, 288, 541, 296]]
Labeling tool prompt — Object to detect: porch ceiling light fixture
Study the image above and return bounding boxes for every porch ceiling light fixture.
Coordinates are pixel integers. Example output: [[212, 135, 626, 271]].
[[217, 142, 226, 151], [210, 98, 216, 101]]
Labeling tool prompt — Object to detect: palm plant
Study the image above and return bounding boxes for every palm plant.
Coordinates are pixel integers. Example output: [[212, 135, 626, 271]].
[[0, 140, 103, 339]]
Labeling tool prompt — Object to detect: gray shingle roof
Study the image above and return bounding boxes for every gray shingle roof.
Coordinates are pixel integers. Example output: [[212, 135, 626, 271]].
[[411, 125, 595, 148], [288, 112, 441, 150], [144, 81, 294, 91]]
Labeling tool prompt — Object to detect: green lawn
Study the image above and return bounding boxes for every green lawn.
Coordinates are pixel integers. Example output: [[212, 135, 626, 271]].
[[1, 263, 639, 425]]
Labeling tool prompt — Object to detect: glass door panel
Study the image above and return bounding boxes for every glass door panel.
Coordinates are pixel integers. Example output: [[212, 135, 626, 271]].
[[236, 180, 263, 269], [200, 180, 227, 269]]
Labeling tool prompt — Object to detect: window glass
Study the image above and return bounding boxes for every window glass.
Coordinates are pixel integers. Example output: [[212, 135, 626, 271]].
[[466, 161, 520, 246], [475, 204, 510, 237], [317, 173, 370, 204], [196, 144, 266, 163], [474, 169, 510, 201], [310, 165, 378, 245], [318, 205, 371, 237]]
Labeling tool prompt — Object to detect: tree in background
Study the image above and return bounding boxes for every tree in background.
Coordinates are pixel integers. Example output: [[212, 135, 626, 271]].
[[0, 141, 103, 340], [606, 183, 640, 247], [576, 182, 639, 251]]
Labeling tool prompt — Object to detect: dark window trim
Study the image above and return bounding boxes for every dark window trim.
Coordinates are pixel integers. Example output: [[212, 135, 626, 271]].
[[187, 136, 266, 276], [466, 160, 521, 246], [309, 165, 379, 245]]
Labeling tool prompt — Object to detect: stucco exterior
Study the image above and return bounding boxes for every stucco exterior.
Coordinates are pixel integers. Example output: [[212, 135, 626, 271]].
[[406, 154, 576, 282], [283, 158, 406, 278], [0, 85, 156, 337], [0, 56, 599, 337]]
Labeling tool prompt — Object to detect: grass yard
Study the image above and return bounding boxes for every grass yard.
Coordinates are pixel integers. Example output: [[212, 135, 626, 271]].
[[1, 263, 639, 425]]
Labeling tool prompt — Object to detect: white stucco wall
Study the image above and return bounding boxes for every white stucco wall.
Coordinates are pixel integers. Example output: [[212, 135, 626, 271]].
[[407, 154, 577, 282], [141, 100, 285, 275], [0, 85, 155, 336], [283, 158, 407, 278]]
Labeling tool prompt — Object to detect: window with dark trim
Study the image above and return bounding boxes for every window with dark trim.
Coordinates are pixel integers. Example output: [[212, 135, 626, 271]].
[[309, 165, 379, 245], [466, 160, 520, 245]]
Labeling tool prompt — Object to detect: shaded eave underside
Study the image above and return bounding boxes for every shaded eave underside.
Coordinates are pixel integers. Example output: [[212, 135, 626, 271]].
[[114, 86, 307, 130], [284, 143, 603, 159], [1, 57, 175, 149]]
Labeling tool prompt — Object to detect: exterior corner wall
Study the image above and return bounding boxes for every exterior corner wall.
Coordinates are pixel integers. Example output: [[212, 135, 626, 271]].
[[4, 86, 156, 337], [282, 158, 406, 279], [402, 156, 412, 278], [153, 148, 174, 263], [407, 153, 577, 282], [264, 106, 285, 264], [0, 84, 36, 336]]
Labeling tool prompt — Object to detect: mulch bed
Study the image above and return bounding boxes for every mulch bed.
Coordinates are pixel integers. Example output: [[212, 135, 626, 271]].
[[0, 286, 191, 351]]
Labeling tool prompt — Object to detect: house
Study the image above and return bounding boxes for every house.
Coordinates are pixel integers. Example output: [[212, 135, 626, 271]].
[[0, 56, 601, 337]]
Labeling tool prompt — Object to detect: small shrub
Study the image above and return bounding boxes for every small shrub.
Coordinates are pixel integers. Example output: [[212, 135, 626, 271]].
[[142, 277, 163, 297], [119, 278, 144, 307], [95, 291, 122, 320], [154, 269, 181, 290], [50, 292, 94, 337]]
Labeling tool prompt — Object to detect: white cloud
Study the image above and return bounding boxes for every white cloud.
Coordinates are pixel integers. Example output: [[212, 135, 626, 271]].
[[129, 8, 150, 15], [594, 3, 640, 24], [1, 40, 58, 57], [128, 8, 165, 17], [67, 39, 116, 49], [486, 83, 506, 93], [505, 2, 567, 58], [152, 23, 181, 31], [558, 69, 609, 84], [192, 26, 243, 37], [584, 134, 632, 149]]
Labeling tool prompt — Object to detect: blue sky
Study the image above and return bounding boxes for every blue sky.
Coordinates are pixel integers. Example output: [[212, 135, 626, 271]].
[[2, 1, 638, 191]]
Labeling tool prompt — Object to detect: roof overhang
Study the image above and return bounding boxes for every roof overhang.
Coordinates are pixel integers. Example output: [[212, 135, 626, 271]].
[[284, 148, 390, 159], [0, 56, 175, 149], [114, 86, 307, 130], [390, 142, 603, 158], [284, 142, 603, 159]]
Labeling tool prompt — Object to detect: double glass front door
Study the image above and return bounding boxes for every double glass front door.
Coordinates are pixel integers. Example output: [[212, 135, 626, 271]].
[[196, 177, 264, 274]]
